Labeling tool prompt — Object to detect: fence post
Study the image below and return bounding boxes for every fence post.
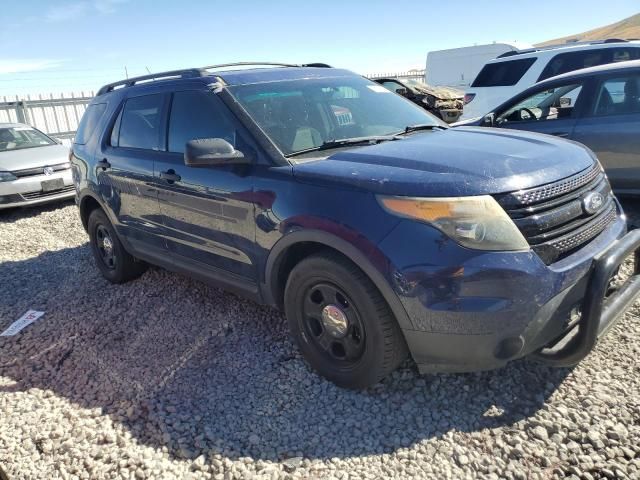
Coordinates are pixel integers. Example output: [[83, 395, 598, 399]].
[[15, 101, 27, 124]]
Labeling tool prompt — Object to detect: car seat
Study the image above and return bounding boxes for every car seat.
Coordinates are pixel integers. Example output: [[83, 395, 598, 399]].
[[595, 88, 615, 115], [621, 79, 640, 114]]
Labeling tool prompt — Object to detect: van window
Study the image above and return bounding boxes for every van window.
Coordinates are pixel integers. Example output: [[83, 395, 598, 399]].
[[471, 58, 537, 87], [538, 48, 640, 81], [168, 91, 236, 154], [117, 94, 165, 150], [74, 103, 107, 145]]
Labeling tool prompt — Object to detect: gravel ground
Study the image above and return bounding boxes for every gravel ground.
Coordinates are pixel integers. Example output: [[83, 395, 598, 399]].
[[0, 200, 639, 480]]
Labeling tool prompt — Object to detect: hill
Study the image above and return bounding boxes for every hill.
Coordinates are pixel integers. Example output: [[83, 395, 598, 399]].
[[536, 13, 640, 47]]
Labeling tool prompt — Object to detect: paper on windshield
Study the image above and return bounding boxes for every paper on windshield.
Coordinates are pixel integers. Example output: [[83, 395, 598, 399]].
[[367, 85, 391, 93]]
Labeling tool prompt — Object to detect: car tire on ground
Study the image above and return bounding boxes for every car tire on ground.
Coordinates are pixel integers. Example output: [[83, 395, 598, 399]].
[[87, 208, 147, 283], [284, 251, 408, 389]]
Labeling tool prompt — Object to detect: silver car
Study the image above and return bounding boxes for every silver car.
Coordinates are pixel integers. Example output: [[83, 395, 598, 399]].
[[0, 123, 74, 209]]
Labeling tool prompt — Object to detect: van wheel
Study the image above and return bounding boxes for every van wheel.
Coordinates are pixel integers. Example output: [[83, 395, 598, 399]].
[[284, 251, 408, 389], [88, 209, 147, 283]]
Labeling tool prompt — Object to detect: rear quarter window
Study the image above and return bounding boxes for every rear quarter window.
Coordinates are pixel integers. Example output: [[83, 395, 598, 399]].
[[74, 103, 107, 145], [471, 58, 537, 87]]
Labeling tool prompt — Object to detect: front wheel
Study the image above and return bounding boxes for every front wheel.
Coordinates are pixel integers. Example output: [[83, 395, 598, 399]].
[[284, 251, 408, 389]]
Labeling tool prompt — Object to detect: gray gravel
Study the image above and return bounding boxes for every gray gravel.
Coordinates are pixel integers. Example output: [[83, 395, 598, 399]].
[[0, 199, 639, 480]]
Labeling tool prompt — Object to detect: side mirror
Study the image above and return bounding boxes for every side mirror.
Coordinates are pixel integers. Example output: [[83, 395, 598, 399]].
[[184, 138, 248, 167], [559, 97, 572, 107], [395, 88, 409, 96], [482, 113, 495, 127]]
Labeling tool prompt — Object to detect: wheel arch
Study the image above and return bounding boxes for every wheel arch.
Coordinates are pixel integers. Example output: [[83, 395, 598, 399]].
[[78, 192, 104, 231], [264, 230, 414, 330]]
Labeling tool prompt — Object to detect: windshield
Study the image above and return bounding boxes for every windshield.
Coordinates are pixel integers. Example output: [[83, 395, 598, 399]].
[[0, 126, 56, 152], [229, 76, 441, 156]]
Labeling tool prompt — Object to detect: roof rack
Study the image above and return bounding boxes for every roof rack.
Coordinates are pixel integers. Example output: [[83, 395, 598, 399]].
[[96, 68, 206, 95], [201, 61, 331, 70], [96, 62, 332, 96], [496, 38, 631, 59]]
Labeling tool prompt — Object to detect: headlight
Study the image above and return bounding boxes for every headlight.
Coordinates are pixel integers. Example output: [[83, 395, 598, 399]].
[[378, 195, 529, 251], [0, 171, 17, 182]]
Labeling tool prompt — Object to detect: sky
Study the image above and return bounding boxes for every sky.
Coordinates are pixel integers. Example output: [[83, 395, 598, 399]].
[[1, 0, 639, 96]]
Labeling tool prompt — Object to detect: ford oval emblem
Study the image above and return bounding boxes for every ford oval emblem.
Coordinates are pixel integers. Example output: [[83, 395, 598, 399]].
[[43, 166, 54, 176], [582, 191, 604, 215]]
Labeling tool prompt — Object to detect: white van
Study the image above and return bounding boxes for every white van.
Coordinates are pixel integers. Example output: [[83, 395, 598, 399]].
[[461, 40, 640, 120], [426, 43, 529, 89]]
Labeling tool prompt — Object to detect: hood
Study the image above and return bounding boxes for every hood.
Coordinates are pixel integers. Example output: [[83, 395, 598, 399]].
[[292, 127, 596, 197], [0, 144, 70, 172]]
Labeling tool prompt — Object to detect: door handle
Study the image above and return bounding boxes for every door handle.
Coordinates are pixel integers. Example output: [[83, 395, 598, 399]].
[[97, 158, 111, 170], [552, 132, 569, 138], [160, 169, 181, 183]]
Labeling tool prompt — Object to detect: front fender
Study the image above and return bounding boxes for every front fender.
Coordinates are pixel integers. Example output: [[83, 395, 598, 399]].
[[263, 228, 413, 330]]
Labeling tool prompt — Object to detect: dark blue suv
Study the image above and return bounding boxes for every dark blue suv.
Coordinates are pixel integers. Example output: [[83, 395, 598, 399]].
[[72, 63, 640, 389]]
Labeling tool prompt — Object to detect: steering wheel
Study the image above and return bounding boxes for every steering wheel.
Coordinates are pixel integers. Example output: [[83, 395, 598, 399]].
[[519, 107, 538, 121]]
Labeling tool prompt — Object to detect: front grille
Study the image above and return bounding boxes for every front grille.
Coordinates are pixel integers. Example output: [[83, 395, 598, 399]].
[[496, 165, 618, 265], [12, 162, 71, 178], [509, 164, 600, 206], [21, 185, 74, 200]]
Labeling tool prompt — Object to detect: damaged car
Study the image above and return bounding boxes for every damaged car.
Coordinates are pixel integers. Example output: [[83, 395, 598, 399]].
[[373, 77, 464, 123]]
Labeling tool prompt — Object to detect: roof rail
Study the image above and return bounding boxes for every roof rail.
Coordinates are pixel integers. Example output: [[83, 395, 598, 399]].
[[200, 61, 332, 70], [496, 50, 520, 58], [96, 68, 206, 96], [496, 38, 632, 59], [96, 62, 333, 96]]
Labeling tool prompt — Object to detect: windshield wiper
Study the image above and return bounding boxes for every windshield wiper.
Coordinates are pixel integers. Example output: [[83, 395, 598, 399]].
[[398, 123, 448, 135], [286, 135, 400, 157]]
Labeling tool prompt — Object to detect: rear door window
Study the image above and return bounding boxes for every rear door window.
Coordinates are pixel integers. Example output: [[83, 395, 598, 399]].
[[471, 58, 537, 87], [116, 94, 165, 150], [74, 103, 107, 144], [592, 74, 640, 116]]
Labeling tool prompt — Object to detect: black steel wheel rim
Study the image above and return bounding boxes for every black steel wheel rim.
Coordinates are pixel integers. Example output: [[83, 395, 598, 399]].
[[300, 282, 366, 365], [95, 224, 116, 270]]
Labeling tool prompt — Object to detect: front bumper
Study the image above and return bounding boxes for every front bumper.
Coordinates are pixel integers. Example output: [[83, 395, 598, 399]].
[[437, 109, 463, 124], [379, 212, 640, 373], [532, 228, 640, 366], [0, 169, 74, 209]]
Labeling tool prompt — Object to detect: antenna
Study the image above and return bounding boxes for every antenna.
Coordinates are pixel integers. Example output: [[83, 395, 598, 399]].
[[124, 66, 129, 79]]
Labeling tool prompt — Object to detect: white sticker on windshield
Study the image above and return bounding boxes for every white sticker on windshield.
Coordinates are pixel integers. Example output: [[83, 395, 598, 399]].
[[13, 126, 34, 131], [1, 310, 45, 336], [367, 85, 391, 93]]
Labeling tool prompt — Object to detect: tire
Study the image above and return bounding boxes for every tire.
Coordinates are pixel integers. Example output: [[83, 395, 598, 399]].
[[87, 208, 147, 283], [284, 251, 408, 389]]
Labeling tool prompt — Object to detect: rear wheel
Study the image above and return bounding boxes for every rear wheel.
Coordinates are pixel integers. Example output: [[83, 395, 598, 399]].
[[88, 209, 147, 283], [284, 251, 408, 389]]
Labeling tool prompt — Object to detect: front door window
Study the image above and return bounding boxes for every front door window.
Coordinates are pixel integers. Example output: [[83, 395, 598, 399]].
[[497, 84, 583, 124]]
